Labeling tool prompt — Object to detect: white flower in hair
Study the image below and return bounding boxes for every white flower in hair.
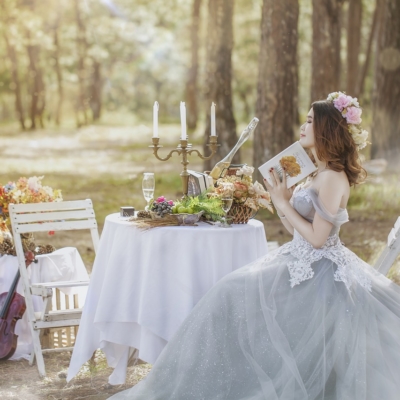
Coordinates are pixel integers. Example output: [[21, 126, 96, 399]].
[[327, 92, 339, 102], [352, 129, 369, 146], [348, 125, 360, 135]]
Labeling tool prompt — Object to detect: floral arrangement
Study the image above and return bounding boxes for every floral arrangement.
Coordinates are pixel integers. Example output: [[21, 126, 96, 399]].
[[0, 176, 62, 220], [215, 165, 274, 213], [326, 91, 369, 150]]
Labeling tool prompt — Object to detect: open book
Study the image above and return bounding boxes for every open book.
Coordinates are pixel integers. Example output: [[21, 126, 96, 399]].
[[258, 141, 317, 188]]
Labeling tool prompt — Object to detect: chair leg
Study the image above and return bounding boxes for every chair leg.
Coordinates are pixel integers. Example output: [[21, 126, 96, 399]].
[[31, 329, 46, 378], [29, 350, 35, 366]]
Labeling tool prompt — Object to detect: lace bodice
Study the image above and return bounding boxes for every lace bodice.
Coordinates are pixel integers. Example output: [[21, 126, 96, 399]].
[[265, 185, 372, 292], [291, 184, 349, 237]]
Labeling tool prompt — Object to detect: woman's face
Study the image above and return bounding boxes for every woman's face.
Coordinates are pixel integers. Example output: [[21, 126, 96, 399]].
[[299, 108, 315, 149]]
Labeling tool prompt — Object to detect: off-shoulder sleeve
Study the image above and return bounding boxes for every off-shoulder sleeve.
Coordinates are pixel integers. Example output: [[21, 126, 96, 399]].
[[307, 188, 349, 227]]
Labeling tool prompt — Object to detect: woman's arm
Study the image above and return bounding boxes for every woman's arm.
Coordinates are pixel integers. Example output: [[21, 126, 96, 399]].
[[264, 169, 345, 248], [274, 203, 294, 235]]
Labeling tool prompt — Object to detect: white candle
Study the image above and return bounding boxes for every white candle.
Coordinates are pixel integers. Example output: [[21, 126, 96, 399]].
[[211, 102, 216, 136], [180, 101, 187, 140], [153, 101, 159, 138]]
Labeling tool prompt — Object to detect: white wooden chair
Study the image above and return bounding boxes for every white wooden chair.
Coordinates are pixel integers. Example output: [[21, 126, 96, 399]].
[[374, 216, 400, 275], [9, 199, 99, 378]]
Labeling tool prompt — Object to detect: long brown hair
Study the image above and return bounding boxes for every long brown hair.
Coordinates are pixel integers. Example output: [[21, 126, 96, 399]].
[[311, 100, 366, 186]]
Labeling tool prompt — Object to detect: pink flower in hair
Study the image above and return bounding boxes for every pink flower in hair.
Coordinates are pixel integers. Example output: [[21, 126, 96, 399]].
[[345, 106, 362, 125], [333, 93, 352, 112]]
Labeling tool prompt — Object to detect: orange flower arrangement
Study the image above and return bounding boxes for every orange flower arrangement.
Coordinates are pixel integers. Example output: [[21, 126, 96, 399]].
[[0, 176, 62, 227]]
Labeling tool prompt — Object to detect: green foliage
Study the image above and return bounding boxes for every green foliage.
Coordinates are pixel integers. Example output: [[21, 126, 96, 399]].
[[177, 192, 225, 221]]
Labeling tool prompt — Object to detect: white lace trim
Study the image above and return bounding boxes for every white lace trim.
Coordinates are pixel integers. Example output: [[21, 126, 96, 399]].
[[264, 234, 372, 292], [273, 184, 372, 291]]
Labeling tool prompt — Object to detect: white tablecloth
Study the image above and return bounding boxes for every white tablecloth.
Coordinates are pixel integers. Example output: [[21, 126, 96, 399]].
[[68, 214, 268, 384], [0, 247, 89, 360]]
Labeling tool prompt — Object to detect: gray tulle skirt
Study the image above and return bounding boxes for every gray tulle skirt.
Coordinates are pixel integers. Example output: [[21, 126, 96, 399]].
[[109, 247, 400, 400]]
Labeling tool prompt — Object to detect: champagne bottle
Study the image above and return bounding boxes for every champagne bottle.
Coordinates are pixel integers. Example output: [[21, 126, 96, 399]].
[[209, 117, 259, 180]]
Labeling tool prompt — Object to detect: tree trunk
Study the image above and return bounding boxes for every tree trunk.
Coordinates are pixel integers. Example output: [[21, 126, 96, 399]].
[[371, 0, 400, 166], [253, 0, 299, 182], [203, 0, 237, 172], [311, 0, 344, 101], [89, 60, 103, 121], [346, 0, 362, 96], [53, 10, 63, 126], [25, 0, 45, 129], [185, 0, 202, 131], [74, 0, 89, 127], [357, 0, 380, 98], [3, 32, 25, 130], [26, 32, 46, 130]]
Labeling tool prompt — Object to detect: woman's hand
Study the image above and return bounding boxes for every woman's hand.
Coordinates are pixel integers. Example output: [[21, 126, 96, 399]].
[[263, 168, 294, 209]]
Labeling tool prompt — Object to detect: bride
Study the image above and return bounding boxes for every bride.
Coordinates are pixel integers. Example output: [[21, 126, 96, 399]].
[[109, 93, 400, 399]]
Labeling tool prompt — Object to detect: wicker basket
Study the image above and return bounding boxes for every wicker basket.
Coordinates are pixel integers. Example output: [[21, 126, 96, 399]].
[[227, 203, 255, 224]]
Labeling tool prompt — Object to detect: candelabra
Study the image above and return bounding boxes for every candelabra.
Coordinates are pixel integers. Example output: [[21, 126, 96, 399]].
[[149, 136, 219, 196]]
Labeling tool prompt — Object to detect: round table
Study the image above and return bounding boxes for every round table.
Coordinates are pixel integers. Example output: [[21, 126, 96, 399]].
[[68, 213, 268, 384]]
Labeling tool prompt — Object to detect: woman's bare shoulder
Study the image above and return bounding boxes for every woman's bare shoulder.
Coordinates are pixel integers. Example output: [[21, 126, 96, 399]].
[[322, 169, 349, 184], [318, 170, 350, 196]]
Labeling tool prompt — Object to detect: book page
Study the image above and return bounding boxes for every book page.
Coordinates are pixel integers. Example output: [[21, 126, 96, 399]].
[[258, 142, 317, 188]]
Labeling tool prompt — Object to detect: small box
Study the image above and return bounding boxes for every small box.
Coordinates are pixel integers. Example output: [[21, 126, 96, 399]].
[[120, 206, 135, 217]]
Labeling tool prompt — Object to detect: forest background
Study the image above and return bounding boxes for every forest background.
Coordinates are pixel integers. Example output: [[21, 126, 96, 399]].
[[0, 0, 400, 398], [1, 0, 399, 168]]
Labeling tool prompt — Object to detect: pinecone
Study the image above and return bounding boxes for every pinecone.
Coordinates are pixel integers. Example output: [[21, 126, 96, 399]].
[[35, 244, 56, 255], [45, 244, 56, 254], [21, 233, 36, 253], [35, 245, 47, 255], [0, 238, 16, 256], [137, 210, 151, 219]]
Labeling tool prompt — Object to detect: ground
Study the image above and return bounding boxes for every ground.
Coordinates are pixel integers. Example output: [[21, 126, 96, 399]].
[[0, 122, 399, 399]]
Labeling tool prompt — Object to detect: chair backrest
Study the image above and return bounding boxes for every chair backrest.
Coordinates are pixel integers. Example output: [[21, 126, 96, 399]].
[[9, 199, 99, 252], [374, 216, 400, 275], [8, 199, 99, 376]]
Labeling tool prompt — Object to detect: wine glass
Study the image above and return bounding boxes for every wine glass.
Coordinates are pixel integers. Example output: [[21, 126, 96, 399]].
[[142, 172, 155, 211], [220, 183, 234, 228]]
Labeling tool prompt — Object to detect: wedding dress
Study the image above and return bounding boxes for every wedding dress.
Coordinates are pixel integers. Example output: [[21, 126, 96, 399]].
[[110, 185, 400, 400]]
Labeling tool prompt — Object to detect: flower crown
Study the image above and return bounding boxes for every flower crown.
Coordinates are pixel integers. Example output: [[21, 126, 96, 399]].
[[326, 91, 369, 150]]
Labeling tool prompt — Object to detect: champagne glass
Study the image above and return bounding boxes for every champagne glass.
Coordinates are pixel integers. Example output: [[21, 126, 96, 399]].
[[220, 183, 234, 228], [142, 172, 155, 211]]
